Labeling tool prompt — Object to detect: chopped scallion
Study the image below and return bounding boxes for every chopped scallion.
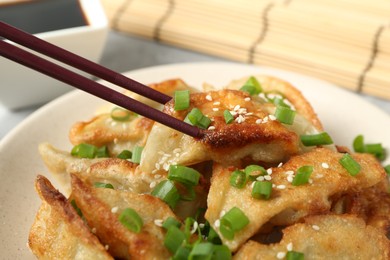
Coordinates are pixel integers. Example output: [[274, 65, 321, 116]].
[[353, 135, 365, 153], [292, 165, 313, 186], [70, 199, 83, 217], [286, 251, 304, 260], [168, 165, 200, 186], [365, 143, 386, 161], [96, 145, 109, 158], [223, 110, 234, 124], [94, 182, 114, 189], [151, 180, 181, 208], [300, 132, 333, 146], [188, 242, 213, 260], [384, 165, 390, 175], [131, 146, 143, 164], [117, 149, 132, 159], [274, 106, 296, 125], [111, 107, 132, 121], [220, 207, 249, 240], [244, 165, 267, 180], [174, 90, 190, 111], [239, 76, 262, 95], [339, 153, 361, 176], [212, 245, 232, 260], [71, 143, 97, 158], [185, 108, 211, 129], [164, 225, 186, 254], [162, 216, 182, 230], [118, 208, 143, 233], [252, 181, 272, 199], [173, 246, 191, 260], [229, 170, 247, 189]]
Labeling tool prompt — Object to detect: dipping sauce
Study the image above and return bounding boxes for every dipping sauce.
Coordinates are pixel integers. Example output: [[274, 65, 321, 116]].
[[0, 0, 87, 35]]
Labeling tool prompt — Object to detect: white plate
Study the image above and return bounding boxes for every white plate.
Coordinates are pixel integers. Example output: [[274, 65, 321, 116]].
[[1, 62, 389, 258]]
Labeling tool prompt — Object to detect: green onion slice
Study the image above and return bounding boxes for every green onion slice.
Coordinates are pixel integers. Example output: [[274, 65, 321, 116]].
[[239, 76, 262, 95], [220, 207, 249, 240], [111, 107, 132, 121], [164, 225, 186, 254], [70, 199, 83, 217], [300, 132, 334, 146], [173, 246, 191, 260], [365, 143, 386, 161], [244, 165, 267, 180], [229, 170, 247, 189], [188, 242, 214, 260], [131, 146, 143, 164], [272, 96, 290, 108], [292, 165, 313, 186], [185, 108, 211, 129], [339, 153, 361, 176], [174, 90, 190, 111], [274, 106, 296, 125], [96, 146, 109, 158], [286, 251, 305, 260], [353, 135, 365, 153], [71, 143, 97, 158], [162, 217, 182, 230], [117, 149, 132, 159], [118, 208, 143, 233], [151, 180, 181, 208], [168, 165, 201, 186], [252, 181, 272, 200], [212, 245, 232, 260], [94, 182, 114, 189], [223, 110, 234, 124], [384, 165, 390, 175]]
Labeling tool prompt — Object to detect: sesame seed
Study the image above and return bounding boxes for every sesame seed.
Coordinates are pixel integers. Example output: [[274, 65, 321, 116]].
[[266, 168, 273, 175], [163, 163, 170, 171], [191, 221, 199, 234], [276, 252, 286, 259], [244, 97, 251, 101], [154, 174, 162, 179], [105, 245, 109, 250], [230, 110, 237, 116], [278, 162, 283, 168], [256, 176, 265, 181], [199, 223, 205, 228], [110, 121, 117, 127], [86, 167, 91, 173], [312, 225, 320, 230], [286, 242, 293, 251], [321, 162, 329, 169], [173, 148, 182, 153], [208, 126, 216, 130], [220, 210, 226, 218], [285, 170, 294, 175], [234, 105, 241, 111], [237, 108, 247, 114], [155, 163, 161, 170], [316, 174, 324, 178], [213, 101, 221, 105], [175, 153, 180, 157], [262, 117, 269, 123], [111, 206, 119, 213], [251, 182, 256, 188], [264, 175, 272, 181], [277, 185, 286, 190], [206, 94, 212, 101], [269, 115, 277, 121], [154, 219, 163, 227], [212, 108, 219, 111], [91, 227, 97, 234], [309, 179, 313, 184], [150, 181, 157, 189], [256, 119, 262, 124], [287, 176, 294, 183], [214, 219, 221, 228], [258, 93, 266, 100], [272, 184, 276, 188]]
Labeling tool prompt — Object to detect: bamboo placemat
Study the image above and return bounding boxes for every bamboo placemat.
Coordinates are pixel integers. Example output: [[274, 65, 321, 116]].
[[100, 0, 390, 100]]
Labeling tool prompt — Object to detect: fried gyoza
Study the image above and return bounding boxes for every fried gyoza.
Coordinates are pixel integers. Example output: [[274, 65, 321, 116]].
[[140, 76, 325, 174], [69, 79, 191, 156], [234, 214, 390, 259], [70, 174, 176, 259], [205, 148, 385, 251], [29, 175, 113, 260]]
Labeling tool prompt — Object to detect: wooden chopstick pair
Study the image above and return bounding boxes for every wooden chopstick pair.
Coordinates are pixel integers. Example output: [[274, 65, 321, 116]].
[[0, 21, 203, 138]]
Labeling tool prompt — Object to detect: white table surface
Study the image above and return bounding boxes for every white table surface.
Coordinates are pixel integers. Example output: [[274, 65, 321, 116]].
[[1, 30, 390, 140]]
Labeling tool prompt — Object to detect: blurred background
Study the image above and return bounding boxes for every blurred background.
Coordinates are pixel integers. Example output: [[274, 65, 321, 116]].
[[1, 0, 390, 139]]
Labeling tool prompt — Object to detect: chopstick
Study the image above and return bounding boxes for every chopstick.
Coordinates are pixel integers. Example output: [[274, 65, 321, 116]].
[[0, 22, 203, 138]]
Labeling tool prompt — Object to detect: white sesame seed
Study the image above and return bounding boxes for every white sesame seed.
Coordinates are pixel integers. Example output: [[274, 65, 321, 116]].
[[277, 185, 286, 190], [111, 206, 119, 213], [152, 169, 158, 174], [309, 179, 313, 184], [251, 182, 256, 188], [312, 225, 320, 231], [237, 108, 247, 114], [212, 108, 219, 111], [154, 174, 162, 179], [229, 111, 237, 116], [321, 162, 329, 169], [155, 163, 161, 170], [163, 163, 170, 171], [234, 105, 241, 111], [214, 219, 221, 228], [175, 153, 180, 157], [213, 101, 221, 105], [244, 97, 251, 101], [173, 148, 182, 154], [191, 221, 199, 234], [206, 94, 212, 101], [122, 124, 128, 130], [272, 184, 276, 188], [110, 121, 117, 127], [266, 168, 273, 175], [256, 176, 265, 181], [258, 93, 266, 100], [264, 175, 272, 181], [256, 119, 262, 124], [287, 176, 294, 183], [91, 227, 97, 234], [316, 174, 324, 178], [105, 245, 109, 251], [285, 170, 294, 175], [199, 223, 205, 228], [220, 210, 226, 218], [150, 181, 157, 189], [245, 112, 253, 116], [154, 219, 163, 227], [262, 117, 269, 123], [276, 252, 286, 259], [208, 126, 216, 130], [86, 167, 91, 173], [278, 162, 283, 168], [286, 242, 293, 251], [269, 115, 277, 121]]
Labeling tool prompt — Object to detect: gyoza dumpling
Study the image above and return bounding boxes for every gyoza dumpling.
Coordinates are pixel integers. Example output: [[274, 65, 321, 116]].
[[140, 76, 326, 174]]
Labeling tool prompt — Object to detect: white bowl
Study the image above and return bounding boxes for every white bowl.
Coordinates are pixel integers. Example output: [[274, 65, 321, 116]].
[[0, 0, 108, 110]]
